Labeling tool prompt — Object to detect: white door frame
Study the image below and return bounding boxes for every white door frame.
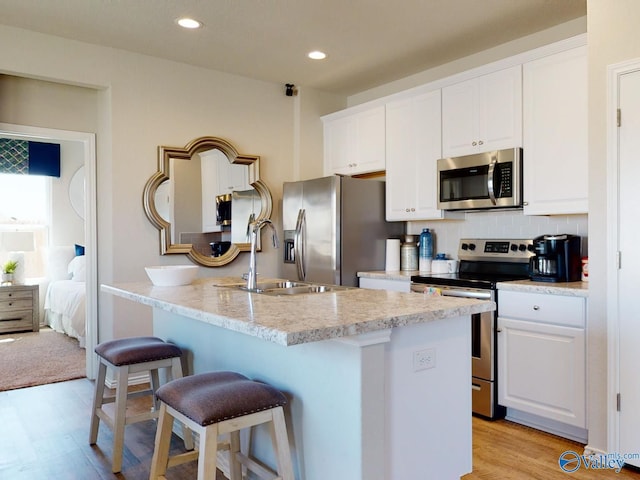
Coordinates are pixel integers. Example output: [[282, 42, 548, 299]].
[[606, 58, 640, 455], [0, 122, 98, 379]]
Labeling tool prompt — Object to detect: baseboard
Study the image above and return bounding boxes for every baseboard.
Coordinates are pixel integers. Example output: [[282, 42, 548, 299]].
[[505, 408, 588, 444]]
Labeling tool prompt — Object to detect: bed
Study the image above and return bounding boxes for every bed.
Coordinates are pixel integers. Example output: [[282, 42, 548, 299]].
[[43, 246, 86, 348]]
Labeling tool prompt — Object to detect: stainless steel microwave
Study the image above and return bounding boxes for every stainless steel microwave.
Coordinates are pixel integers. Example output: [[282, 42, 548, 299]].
[[437, 148, 523, 211]]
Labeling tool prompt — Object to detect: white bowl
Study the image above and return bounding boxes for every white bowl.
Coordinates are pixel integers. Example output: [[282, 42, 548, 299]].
[[144, 265, 198, 286]]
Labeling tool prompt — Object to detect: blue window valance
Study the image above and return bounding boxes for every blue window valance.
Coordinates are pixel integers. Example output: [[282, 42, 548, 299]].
[[0, 139, 61, 177]]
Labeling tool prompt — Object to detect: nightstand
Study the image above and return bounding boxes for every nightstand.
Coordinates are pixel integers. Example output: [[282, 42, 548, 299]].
[[0, 283, 39, 334]]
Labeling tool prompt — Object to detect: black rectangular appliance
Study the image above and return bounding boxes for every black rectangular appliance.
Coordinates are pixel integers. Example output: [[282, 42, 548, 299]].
[[411, 238, 533, 419]]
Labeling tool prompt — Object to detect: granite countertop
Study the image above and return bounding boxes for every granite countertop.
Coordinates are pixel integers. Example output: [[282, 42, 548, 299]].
[[496, 279, 589, 297], [101, 277, 495, 346], [359, 271, 589, 298]]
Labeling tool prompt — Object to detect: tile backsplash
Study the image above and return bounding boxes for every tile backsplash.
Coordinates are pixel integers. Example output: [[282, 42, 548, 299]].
[[407, 211, 588, 259]]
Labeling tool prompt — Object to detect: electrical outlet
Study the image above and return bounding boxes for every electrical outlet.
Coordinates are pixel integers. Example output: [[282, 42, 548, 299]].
[[413, 348, 436, 371]]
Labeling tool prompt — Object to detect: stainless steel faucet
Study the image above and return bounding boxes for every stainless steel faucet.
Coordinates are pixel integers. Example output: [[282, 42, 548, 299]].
[[246, 219, 279, 291]]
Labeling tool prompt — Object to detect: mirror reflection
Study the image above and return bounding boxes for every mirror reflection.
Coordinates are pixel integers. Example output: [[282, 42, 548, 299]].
[[143, 136, 273, 267]]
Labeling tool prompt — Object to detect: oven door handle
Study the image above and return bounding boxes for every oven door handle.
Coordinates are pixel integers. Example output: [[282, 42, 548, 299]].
[[439, 289, 492, 300], [411, 284, 492, 300]]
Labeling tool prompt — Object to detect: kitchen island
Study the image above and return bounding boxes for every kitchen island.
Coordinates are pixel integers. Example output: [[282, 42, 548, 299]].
[[102, 277, 495, 480]]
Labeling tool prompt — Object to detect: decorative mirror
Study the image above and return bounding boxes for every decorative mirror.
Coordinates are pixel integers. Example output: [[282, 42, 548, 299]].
[[143, 136, 273, 267]]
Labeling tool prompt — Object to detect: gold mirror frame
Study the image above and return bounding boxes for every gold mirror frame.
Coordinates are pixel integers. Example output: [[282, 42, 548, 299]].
[[143, 136, 273, 267]]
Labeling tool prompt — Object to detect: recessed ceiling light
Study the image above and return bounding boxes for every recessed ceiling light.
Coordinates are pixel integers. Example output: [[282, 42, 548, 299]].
[[308, 51, 327, 60], [176, 17, 203, 29]]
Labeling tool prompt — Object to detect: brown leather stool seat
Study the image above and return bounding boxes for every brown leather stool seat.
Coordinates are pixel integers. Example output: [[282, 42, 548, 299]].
[[149, 371, 295, 480], [89, 336, 192, 473]]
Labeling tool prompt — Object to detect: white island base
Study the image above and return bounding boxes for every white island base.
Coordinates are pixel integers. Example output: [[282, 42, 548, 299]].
[[153, 309, 472, 480]]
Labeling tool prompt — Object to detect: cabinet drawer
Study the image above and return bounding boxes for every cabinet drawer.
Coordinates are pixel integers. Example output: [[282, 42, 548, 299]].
[[0, 310, 32, 328], [0, 298, 34, 311], [0, 290, 33, 301], [498, 290, 585, 328]]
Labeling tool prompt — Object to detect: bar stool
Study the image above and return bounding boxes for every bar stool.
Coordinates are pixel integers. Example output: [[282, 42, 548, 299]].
[[89, 336, 193, 473], [149, 371, 294, 480]]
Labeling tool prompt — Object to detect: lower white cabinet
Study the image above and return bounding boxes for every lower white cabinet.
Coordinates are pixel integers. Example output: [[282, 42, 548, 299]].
[[358, 276, 410, 293], [497, 290, 586, 430]]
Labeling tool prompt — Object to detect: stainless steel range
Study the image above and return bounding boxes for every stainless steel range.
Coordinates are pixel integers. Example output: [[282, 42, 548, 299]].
[[410, 238, 533, 419]]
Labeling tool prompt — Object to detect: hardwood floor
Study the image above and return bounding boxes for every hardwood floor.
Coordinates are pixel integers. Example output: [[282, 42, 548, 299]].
[[465, 416, 640, 479], [1, 378, 639, 479]]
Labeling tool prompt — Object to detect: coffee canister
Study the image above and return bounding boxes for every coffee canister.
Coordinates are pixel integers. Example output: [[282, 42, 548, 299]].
[[401, 235, 418, 271]]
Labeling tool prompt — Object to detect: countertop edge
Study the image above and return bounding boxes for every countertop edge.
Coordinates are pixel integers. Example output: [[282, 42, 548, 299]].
[[102, 281, 495, 346], [496, 280, 589, 297]]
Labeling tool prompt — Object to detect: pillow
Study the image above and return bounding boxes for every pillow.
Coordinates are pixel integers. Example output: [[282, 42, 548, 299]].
[[67, 255, 86, 282], [75, 244, 85, 256], [45, 246, 76, 281]]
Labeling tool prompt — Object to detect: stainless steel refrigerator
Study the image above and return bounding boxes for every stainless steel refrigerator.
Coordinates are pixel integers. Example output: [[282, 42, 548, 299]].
[[282, 175, 403, 286]]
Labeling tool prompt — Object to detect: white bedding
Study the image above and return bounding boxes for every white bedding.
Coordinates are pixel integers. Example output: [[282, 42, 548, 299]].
[[44, 279, 86, 348]]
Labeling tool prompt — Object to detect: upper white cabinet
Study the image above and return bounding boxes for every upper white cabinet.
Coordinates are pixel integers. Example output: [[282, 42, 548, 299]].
[[323, 105, 386, 176], [385, 90, 445, 221], [442, 65, 522, 157], [522, 45, 588, 215]]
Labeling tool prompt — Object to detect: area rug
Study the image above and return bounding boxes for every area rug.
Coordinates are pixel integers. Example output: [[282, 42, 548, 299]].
[[0, 328, 85, 391]]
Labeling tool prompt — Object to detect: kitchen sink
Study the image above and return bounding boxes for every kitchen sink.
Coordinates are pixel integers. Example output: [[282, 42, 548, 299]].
[[226, 281, 355, 296]]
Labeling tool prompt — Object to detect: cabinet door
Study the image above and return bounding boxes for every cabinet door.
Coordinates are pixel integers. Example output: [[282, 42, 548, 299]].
[[323, 106, 385, 176], [523, 46, 587, 215], [442, 79, 478, 157], [386, 90, 443, 221], [442, 66, 522, 157], [478, 66, 522, 152], [498, 316, 585, 427], [324, 114, 355, 174]]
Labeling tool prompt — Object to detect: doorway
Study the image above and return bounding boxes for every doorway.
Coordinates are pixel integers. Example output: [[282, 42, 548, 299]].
[[0, 123, 97, 381], [608, 60, 640, 467]]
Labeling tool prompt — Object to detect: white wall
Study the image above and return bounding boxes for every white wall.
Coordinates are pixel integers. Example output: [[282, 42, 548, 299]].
[[349, 17, 587, 106], [0, 25, 341, 342]]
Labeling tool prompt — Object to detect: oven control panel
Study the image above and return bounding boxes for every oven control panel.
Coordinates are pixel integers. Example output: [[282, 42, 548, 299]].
[[459, 238, 534, 262]]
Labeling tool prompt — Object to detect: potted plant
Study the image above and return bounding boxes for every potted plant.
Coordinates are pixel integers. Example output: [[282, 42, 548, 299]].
[[2, 259, 18, 284]]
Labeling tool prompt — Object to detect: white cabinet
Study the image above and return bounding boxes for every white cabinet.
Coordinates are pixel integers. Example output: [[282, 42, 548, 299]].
[[385, 90, 445, 221], [442, 65, 522, 157], [359, 276, 411, 292], [442, 66, 522, 157], [200, 149, 250, 232], [497, 290, 586, 430], [323, 105, 385, 176], [522, 46, 588, 215]]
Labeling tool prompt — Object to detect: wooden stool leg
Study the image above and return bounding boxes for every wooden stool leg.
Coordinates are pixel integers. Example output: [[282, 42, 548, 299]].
[[169, 357, 194, 451], [149, 403, 174, 480], [111, 365, 130, 473], [197, 424, 220, 480], [89, 361, 107, 444], [228, 431, 242, 480], [270, 406, 295, 480], [149, 368, 161, 409]]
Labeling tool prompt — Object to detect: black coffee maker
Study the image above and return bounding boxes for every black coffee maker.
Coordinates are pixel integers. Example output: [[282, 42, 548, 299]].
[[530, 234, 582, 282]]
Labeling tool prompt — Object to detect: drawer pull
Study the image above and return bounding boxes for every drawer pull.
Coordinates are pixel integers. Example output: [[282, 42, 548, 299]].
[[533, 305, 540, 310]]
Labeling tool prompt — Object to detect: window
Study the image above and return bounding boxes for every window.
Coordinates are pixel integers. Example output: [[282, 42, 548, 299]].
[[0, 173, 50, 278]]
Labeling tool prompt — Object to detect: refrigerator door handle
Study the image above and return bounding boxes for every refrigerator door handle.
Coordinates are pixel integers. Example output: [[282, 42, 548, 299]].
[[295, 208, 306, 280]]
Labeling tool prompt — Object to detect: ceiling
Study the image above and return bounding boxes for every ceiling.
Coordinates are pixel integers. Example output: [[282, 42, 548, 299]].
[[0, 0, 586, 96]]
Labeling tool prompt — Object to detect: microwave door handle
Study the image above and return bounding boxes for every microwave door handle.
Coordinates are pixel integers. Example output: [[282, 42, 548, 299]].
[[294, 208, 306, 281], [487, 154, 498, 205]]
